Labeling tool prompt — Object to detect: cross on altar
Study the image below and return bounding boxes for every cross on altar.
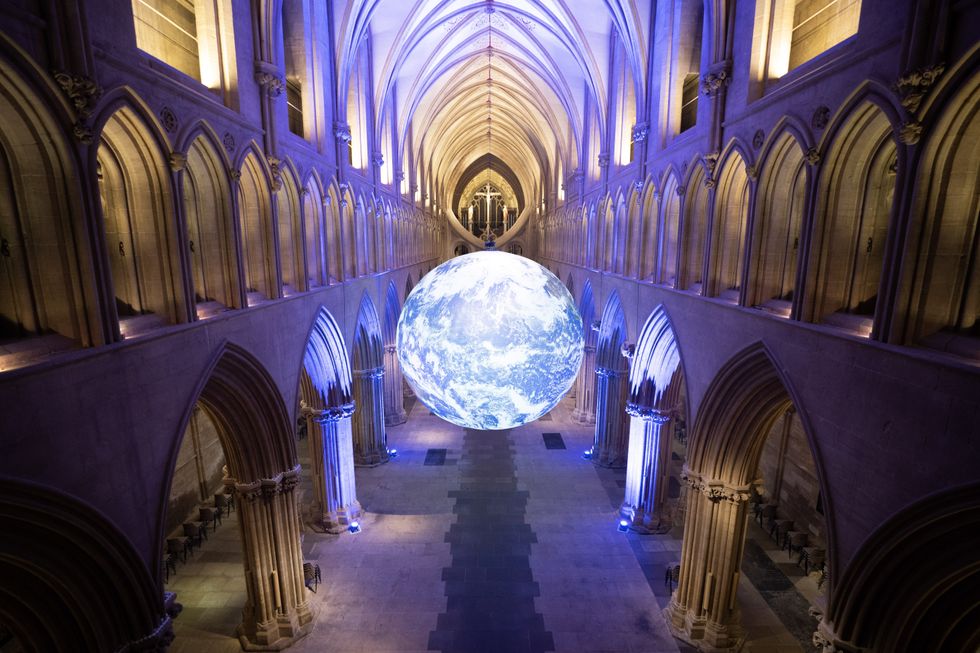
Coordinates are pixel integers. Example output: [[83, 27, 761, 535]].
[[473, 182, 500, 223]]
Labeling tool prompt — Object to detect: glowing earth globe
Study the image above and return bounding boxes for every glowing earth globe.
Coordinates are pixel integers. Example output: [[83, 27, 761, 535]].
[[397, 251, 584, 430]]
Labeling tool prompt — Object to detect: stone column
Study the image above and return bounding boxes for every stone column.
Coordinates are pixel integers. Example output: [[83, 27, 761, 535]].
[[665, 468, 755, 652], [352, 365, 389, 466], [571, 344, 597, 424], [591, 364, 629, 467], [230, 466, 314, 650], [383, 344, 407, 425], [621, 404, 672, 532], [301, 402, 362, 533]]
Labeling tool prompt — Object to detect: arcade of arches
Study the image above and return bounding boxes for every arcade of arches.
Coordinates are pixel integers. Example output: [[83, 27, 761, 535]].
[[0, 1, 978, 652]]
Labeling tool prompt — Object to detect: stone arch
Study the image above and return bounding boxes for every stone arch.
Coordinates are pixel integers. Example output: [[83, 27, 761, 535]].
[[405, 273, 415, 299], [383, 280, 407, 425], [667, 343, 831, 651], [899, 69, 980, 359], [625, 185, 644, 278], [747, 130, 808, 314], [353, 193, 369, 277], [679, 164, 710, 291], [236, 147, 277, 303], [572, 278, 597, 424], [599, 193, 616, 271], [277, 161, 304, 295], [0, 478, 170, 652], [297, 307, 360, 532], [325, 179, 344, 283], [820, 483, 980, 652], [0, 48, 99, 368], [622, 305, 689, 532], [180, 129, 241, 314], [639, 181, 661, 281], [302, 172, 327, 289], [163, 342, 311, 648], [94, 101, 185, 336], [707, 145, 751, 301], [805, 100, 898, 334], [592, 290, 630, 468], [659, 170, 682, 287], [351, 292, 388, 466]]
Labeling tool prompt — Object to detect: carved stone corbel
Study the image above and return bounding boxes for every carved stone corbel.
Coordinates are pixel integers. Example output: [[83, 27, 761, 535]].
[[255, 71, 285, 97], [268, 157, 283, 191], [169, 152, 187, 172], [53, 71, 103, 117], [893, 63, 945, 113], [898, 121, 923, 145], [806, 148, 821, 166]]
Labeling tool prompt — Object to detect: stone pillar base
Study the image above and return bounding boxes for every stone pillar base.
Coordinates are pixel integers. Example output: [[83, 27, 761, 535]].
[[322, 500, 362, 534], [620, 504, 670, 534], [664, 604, 744, 653], [238, 603, 315, 651], [571, 408, 595, 424], [384, 408, 407, 426], [354, 450, 390, 467], [591, 452, 626, 469]]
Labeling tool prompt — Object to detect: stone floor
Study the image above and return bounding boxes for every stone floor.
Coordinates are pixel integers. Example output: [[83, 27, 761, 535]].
[[166, 395, 822, 652]]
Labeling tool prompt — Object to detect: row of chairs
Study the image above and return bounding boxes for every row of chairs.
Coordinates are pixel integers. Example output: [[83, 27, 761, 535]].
[[164, 492, 235, 582], [753, 501, 826, 579]]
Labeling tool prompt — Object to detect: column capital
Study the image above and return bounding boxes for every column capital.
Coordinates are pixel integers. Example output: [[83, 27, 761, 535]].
[[625, 402, 671, 423], [301, 400, 356, 423], [680, 466, 756, 503], [385, 344, 397, 354], [595, 365, 624, 378], [353, 366, 385, 380]]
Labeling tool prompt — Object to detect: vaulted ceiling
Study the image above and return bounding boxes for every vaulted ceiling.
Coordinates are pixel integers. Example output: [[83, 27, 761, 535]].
[[334, 0, 649, 236]]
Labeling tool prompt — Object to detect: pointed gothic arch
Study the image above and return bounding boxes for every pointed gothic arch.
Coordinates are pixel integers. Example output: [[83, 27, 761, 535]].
[[708, 145, 752, 301], [0, 49, 99, 368], [162, 342, 312, 648], [351, 292, 388, 465], [659, 170, 682, 287], [383, 281, 407, 425], [181, 130, 241, 314], [572, 278, 598, 424], [0, 478, 170, 653], [276, 162, 304, 295], [679, 164, 710, 291], [622, 305, 689, 532], [640, 181, 661, 281], [822, 483, 980, 652], [236, 148, 277, 303], [297, 307, 360, 532], [667, 343, 831, 651], [94, 102, 184, 336], [302, 172, 327, 289], [592, 290, 630, 468]]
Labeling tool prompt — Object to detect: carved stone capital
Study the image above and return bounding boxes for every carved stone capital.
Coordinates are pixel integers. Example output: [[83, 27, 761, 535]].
[[334, 122, 352, 144], [228, 169, 242, 182], [72, 121, 94, 145], [898, 121, 923, 145], [625, 402, 671, 423], [621, 343, 635, 359], [597, 152, 610, 168], [700, 68, 731, 97], [371, 151, 384, 168], [169, 152, 187, 172], [806, 148, 821, 166], [255, 71, 285, 97], [595, 365, 623, 378], [268, 157, 283, 191], [894, 63, 945, 113], [630, 122, 649, 143], [234, 480, 263, 502], [354, 366, 385, 380], [53, 71, 103, 117], [702, 151, 720, 175], [680, 467, 755, 503]]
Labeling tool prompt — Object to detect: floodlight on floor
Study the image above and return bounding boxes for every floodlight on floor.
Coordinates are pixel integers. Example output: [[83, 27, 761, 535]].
[[618, 519, 629, 533], [349, 520, 361, 534], [388, 447, 398, 458], [582, 447, 593, 460]]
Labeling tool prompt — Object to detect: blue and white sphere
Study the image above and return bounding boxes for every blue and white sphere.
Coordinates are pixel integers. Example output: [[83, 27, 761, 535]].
[[397, 251, 584, 430]]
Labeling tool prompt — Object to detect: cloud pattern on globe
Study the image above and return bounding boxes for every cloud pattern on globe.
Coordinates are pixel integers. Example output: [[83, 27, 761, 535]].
[[397, 251, 584, 430]]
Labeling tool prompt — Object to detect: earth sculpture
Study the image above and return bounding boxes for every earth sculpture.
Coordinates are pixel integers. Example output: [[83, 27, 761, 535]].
[[397, 251, 584, 430]]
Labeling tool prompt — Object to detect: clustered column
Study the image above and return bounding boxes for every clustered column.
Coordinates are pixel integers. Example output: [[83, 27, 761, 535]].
[[383, 344, 407, 425], [301, 401, 361, 533], [572, 344, 597, 423], [352, 365, 389, 466], [591, 363, 629, 467], [228, 466, 314, 649], [665, 467, 756, 651], [621, 404, 673, 532]]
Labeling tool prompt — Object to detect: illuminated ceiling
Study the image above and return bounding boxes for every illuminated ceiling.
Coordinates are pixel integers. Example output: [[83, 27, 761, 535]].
[[334, 0, 649, 240]]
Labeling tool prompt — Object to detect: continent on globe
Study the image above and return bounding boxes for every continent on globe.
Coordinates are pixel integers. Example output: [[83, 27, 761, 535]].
[[396, 251, 584, 430]]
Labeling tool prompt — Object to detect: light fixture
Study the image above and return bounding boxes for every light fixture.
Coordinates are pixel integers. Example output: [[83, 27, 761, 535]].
[[617, 519, 629, 533], [348, 520, 361, 533], [387, 447, 398, 458], [582, 447, 593, 460]]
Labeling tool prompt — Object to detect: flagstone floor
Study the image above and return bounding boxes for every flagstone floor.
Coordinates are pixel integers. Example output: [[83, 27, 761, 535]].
[[167, 395, 820, 652]]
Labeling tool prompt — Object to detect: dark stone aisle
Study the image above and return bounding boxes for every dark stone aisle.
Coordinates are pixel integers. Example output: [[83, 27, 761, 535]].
[[428, 428, 554, 653]]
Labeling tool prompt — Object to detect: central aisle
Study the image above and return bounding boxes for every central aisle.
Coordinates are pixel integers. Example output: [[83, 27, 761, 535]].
[[289, 396, 682, 653]]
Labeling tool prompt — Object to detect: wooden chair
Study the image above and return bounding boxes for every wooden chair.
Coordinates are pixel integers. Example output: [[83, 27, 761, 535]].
[[303, 562, 322, 593], [664, 563, 681, 592]]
